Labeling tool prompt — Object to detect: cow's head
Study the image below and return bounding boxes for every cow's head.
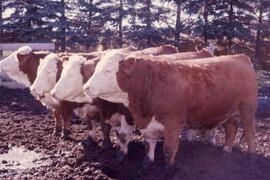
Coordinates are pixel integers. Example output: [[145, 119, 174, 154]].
[[0, 46, 33, 87], [30, 53, 59, 98], [50, 55, 90, 103], [83, 50, 129, 106]]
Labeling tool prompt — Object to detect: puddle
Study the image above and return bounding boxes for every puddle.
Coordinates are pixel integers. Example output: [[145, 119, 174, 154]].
[[0, 146, 49, 170]]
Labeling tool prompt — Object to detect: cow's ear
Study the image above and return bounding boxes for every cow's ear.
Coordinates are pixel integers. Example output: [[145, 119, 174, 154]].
[[17, 53, 30, 63]]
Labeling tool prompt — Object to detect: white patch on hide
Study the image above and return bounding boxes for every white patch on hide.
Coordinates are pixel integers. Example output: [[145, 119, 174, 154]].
[[145, 138, 157, 162], [108, 113, 134, 154], [83, 50, 129, 106], [140, 117, 164, 161], [140, 117, 165, 139]]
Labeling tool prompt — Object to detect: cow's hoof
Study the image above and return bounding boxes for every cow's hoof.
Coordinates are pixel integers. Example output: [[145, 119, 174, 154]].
[[223, 145, 232, 153], [53, 127, 62, 137], [248, 153, 257, 165], [62, 129, 71, 140], [164, 164, 176, 175], [116, 150, 125, 163], [142, 156, 152, 169], [81, 137, 97, 148], [102, 140, 113, 149]]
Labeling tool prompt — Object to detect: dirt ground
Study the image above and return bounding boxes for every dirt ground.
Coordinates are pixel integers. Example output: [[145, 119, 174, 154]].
[[0, 86, 269, 180]]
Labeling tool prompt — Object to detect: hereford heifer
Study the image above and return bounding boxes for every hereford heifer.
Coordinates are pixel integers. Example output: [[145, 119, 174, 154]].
[[83, 51, 257, 168], [0, 46, 101, 139]]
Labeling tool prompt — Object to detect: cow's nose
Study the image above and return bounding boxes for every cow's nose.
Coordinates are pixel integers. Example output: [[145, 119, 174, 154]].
[[83, 86, 90, 92], [51, 92, 56, 99], [30, 87, 38, 96], [83, 85, 98, 97]]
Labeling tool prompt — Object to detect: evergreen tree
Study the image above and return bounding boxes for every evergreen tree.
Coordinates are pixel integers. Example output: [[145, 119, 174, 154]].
[[252, 0, 270, 66], [128, 0, 167, 48]]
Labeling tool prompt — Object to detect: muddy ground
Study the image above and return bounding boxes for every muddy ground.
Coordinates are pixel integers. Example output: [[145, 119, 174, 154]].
[[0, 86, 269, 180]]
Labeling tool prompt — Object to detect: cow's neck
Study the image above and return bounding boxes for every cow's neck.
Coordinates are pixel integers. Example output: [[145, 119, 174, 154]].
[[23, 53, 48, 85], [56, 60, 63, 81]]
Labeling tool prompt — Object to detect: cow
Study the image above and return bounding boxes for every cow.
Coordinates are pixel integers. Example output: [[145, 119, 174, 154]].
[[0, 46, 105, 140], [83, 51, 257, 169]]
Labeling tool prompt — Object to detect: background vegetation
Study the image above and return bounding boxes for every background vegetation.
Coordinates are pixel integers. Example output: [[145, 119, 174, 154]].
[[0, 0, 269, 67]]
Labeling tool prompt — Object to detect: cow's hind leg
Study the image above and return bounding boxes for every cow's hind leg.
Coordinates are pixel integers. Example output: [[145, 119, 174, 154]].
[[143, 138, 158, 169], [61, 109, 73, 140], [239, 104, 256, 153], [53, 109, 62, 137], [223, 117, 238, 152]]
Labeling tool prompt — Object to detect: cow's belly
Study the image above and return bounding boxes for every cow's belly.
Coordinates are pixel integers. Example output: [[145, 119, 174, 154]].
[[186, 100, 238, 129], [73, 104, 98, 119]]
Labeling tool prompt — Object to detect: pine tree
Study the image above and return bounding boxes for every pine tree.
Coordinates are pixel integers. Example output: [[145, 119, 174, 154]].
[[252, 0, 270, 66], [184, 0, 217, 44]]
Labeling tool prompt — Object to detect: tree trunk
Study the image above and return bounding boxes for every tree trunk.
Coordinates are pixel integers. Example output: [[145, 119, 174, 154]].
[[146, 0, 151, 47], [227, 0, 234, 53], [175, 0, 181, 47], [87, 0, 93, 49], [60, 0, 66, 51], [255, 2, 263, 66], [119, 0, 123, 47], [203, 0, 209, 44], [0, 0, 2, 56]]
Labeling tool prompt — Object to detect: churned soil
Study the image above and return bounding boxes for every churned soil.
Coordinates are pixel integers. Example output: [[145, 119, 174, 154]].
[[0, 86, 269, 180]]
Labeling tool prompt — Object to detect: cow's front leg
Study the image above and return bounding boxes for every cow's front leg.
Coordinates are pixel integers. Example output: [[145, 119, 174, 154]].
[[115, 130, 133, 163], [223, 117, 238, 152], [163, 122, 183, 171], [61, 109, 73, 140], [53, 109, 62, 137], [82, 120, 99, 148], [143, 138, 157, 169], [100, 122, 112, 148]]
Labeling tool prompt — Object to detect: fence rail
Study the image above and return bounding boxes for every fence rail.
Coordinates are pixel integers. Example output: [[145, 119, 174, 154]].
[[0, 43, 55, 51]]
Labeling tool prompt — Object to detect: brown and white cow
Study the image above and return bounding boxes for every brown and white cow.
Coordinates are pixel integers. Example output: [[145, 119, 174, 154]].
[[0, 46, 105, 140], [83, 51, 257, 168]]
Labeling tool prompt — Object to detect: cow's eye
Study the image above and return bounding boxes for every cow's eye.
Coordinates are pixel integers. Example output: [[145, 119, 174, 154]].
[[105, 69, 111, 73]]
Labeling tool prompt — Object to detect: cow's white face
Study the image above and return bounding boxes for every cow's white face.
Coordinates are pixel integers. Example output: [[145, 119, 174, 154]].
[[30, 53, 58, 98], [0, 46, 32, 87], [50, 55, 90, 103], [83, 50, 129, 106]]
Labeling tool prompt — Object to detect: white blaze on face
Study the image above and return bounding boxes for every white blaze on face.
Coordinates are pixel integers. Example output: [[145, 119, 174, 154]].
[[0, 46, 32, 87], [83, 50, 129, 106], [30, 53, 58, 97], [50, 55, 90, 103]]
